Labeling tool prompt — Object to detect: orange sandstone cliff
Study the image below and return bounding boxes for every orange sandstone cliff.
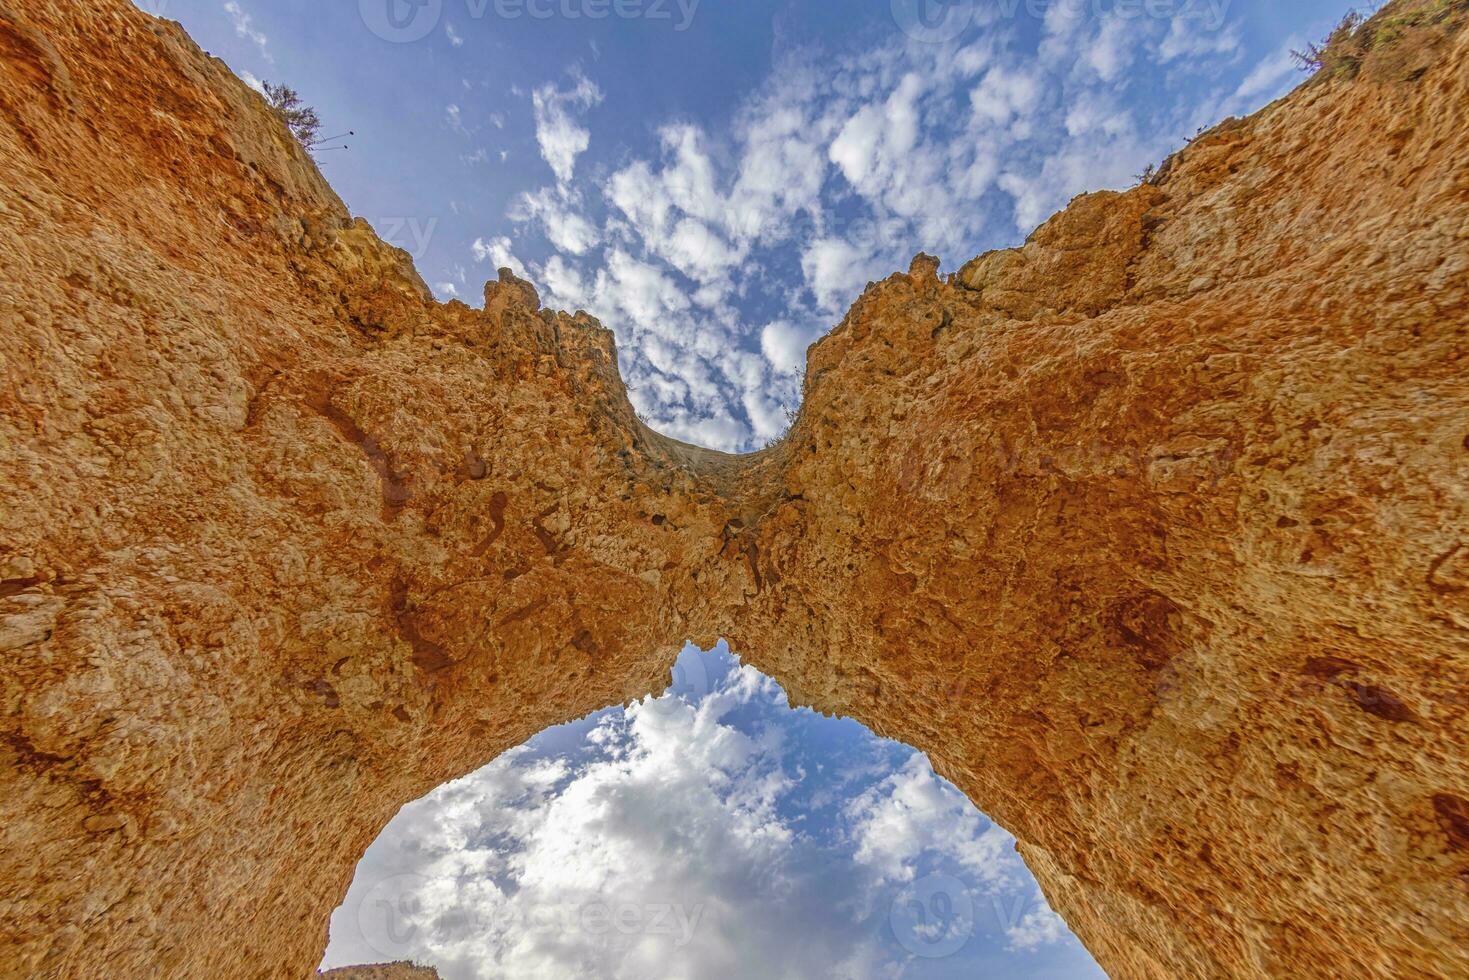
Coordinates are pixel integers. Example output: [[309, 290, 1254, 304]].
[[1, 1, 1466, 977]]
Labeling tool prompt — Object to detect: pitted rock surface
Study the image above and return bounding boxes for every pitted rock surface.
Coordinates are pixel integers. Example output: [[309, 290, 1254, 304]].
[[2, 1, 1467, 977]]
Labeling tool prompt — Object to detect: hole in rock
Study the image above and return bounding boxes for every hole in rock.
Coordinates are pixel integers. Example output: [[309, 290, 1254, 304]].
[[321, 643, 1103, 979]]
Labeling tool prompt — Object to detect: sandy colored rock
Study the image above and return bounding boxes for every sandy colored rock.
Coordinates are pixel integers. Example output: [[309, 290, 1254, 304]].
[[319, 963, 439, 980], [0, 1, 1466, 978]]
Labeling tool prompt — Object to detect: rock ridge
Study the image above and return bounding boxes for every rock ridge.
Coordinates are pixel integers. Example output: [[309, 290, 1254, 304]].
[[1, 1, 1466, 978]]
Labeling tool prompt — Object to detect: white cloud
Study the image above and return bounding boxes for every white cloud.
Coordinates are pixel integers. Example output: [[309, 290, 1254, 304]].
[[539, 254, 589, 310], [603, 127, 744, 288], [759, 320, 817, 377], [323, 655, 1081, 978], [801, 238, 871, 313], [1008, 907, 1069, 951], [657, 411, 749, 451], [725, 102, 827, 242], [1231, 45, 1301, 105], [567, 41, 1017, 445], [598, 249, 691, 326], [471, 236, 529, 280], [1159, 17, 1241, 62], [1083, 17, 1134, 83], [511, 187, 601, 256], [421, 0, 1275, 451], [223, 1, 271, 63], [533, 244, 756, 447], [846, 753, 1018, 890], [532, 71, 603, 185], [1063, 93, 1130, 139], [323, 667, 882, 977], [970, 66, 1042, 127], [238, 69, 266, 95], [1042, 0, 1086, 39], [446, 22, 464, 47]]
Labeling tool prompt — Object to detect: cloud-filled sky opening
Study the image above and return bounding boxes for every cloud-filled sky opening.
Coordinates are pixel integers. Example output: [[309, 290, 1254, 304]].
[[320, 644, 1105, 979]]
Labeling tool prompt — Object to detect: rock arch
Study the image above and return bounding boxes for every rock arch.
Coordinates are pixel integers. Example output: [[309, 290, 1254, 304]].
[[0, 1, 1465, 977]]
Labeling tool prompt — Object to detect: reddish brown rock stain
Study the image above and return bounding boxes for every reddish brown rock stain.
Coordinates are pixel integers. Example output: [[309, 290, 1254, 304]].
[[0, 2, 1466, 979]]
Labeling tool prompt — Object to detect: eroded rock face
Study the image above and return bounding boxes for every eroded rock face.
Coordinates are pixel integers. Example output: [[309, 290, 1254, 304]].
[[319, 964, 440, 980], [0, 1, 1465, 977]]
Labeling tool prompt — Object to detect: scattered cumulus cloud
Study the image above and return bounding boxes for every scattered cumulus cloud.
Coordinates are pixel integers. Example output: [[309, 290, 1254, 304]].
[[1232, 45, 1302, 104], [472, 236, 529, 280], [440, 6, 1308, 453], [846, 752, 1017, 889], [1159, 15, 1241, 62], [323, 649, 1093, 979], [760, 320, 819, 377], [970, 65, 1042, 128], [511, 187, 601, 256], [1008, 907, 1070, 951], [532, 71, 604, 185], [222, 1, 271, 63], [238, 69, 266, 95]]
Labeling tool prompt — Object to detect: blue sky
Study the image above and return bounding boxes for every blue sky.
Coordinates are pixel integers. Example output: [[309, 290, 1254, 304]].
[[321, 645, 1107, 978], [137, 2, 1359, 976], [144, 0, 1351, 452]]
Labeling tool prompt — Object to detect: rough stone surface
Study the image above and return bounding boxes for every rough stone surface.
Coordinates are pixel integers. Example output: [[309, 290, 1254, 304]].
[[1, 1, 1466, 978], [319, 964, 439, 980]]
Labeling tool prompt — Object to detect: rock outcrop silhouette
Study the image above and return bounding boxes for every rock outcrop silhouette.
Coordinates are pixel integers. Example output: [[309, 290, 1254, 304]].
[[320, 964, 439, 980], [1, 1, 1465, 977]]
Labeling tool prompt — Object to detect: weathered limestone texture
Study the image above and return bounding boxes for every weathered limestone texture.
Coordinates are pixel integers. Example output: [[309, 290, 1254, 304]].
[[319, 964, 439, 980], [1, 0, 1466, 977]]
